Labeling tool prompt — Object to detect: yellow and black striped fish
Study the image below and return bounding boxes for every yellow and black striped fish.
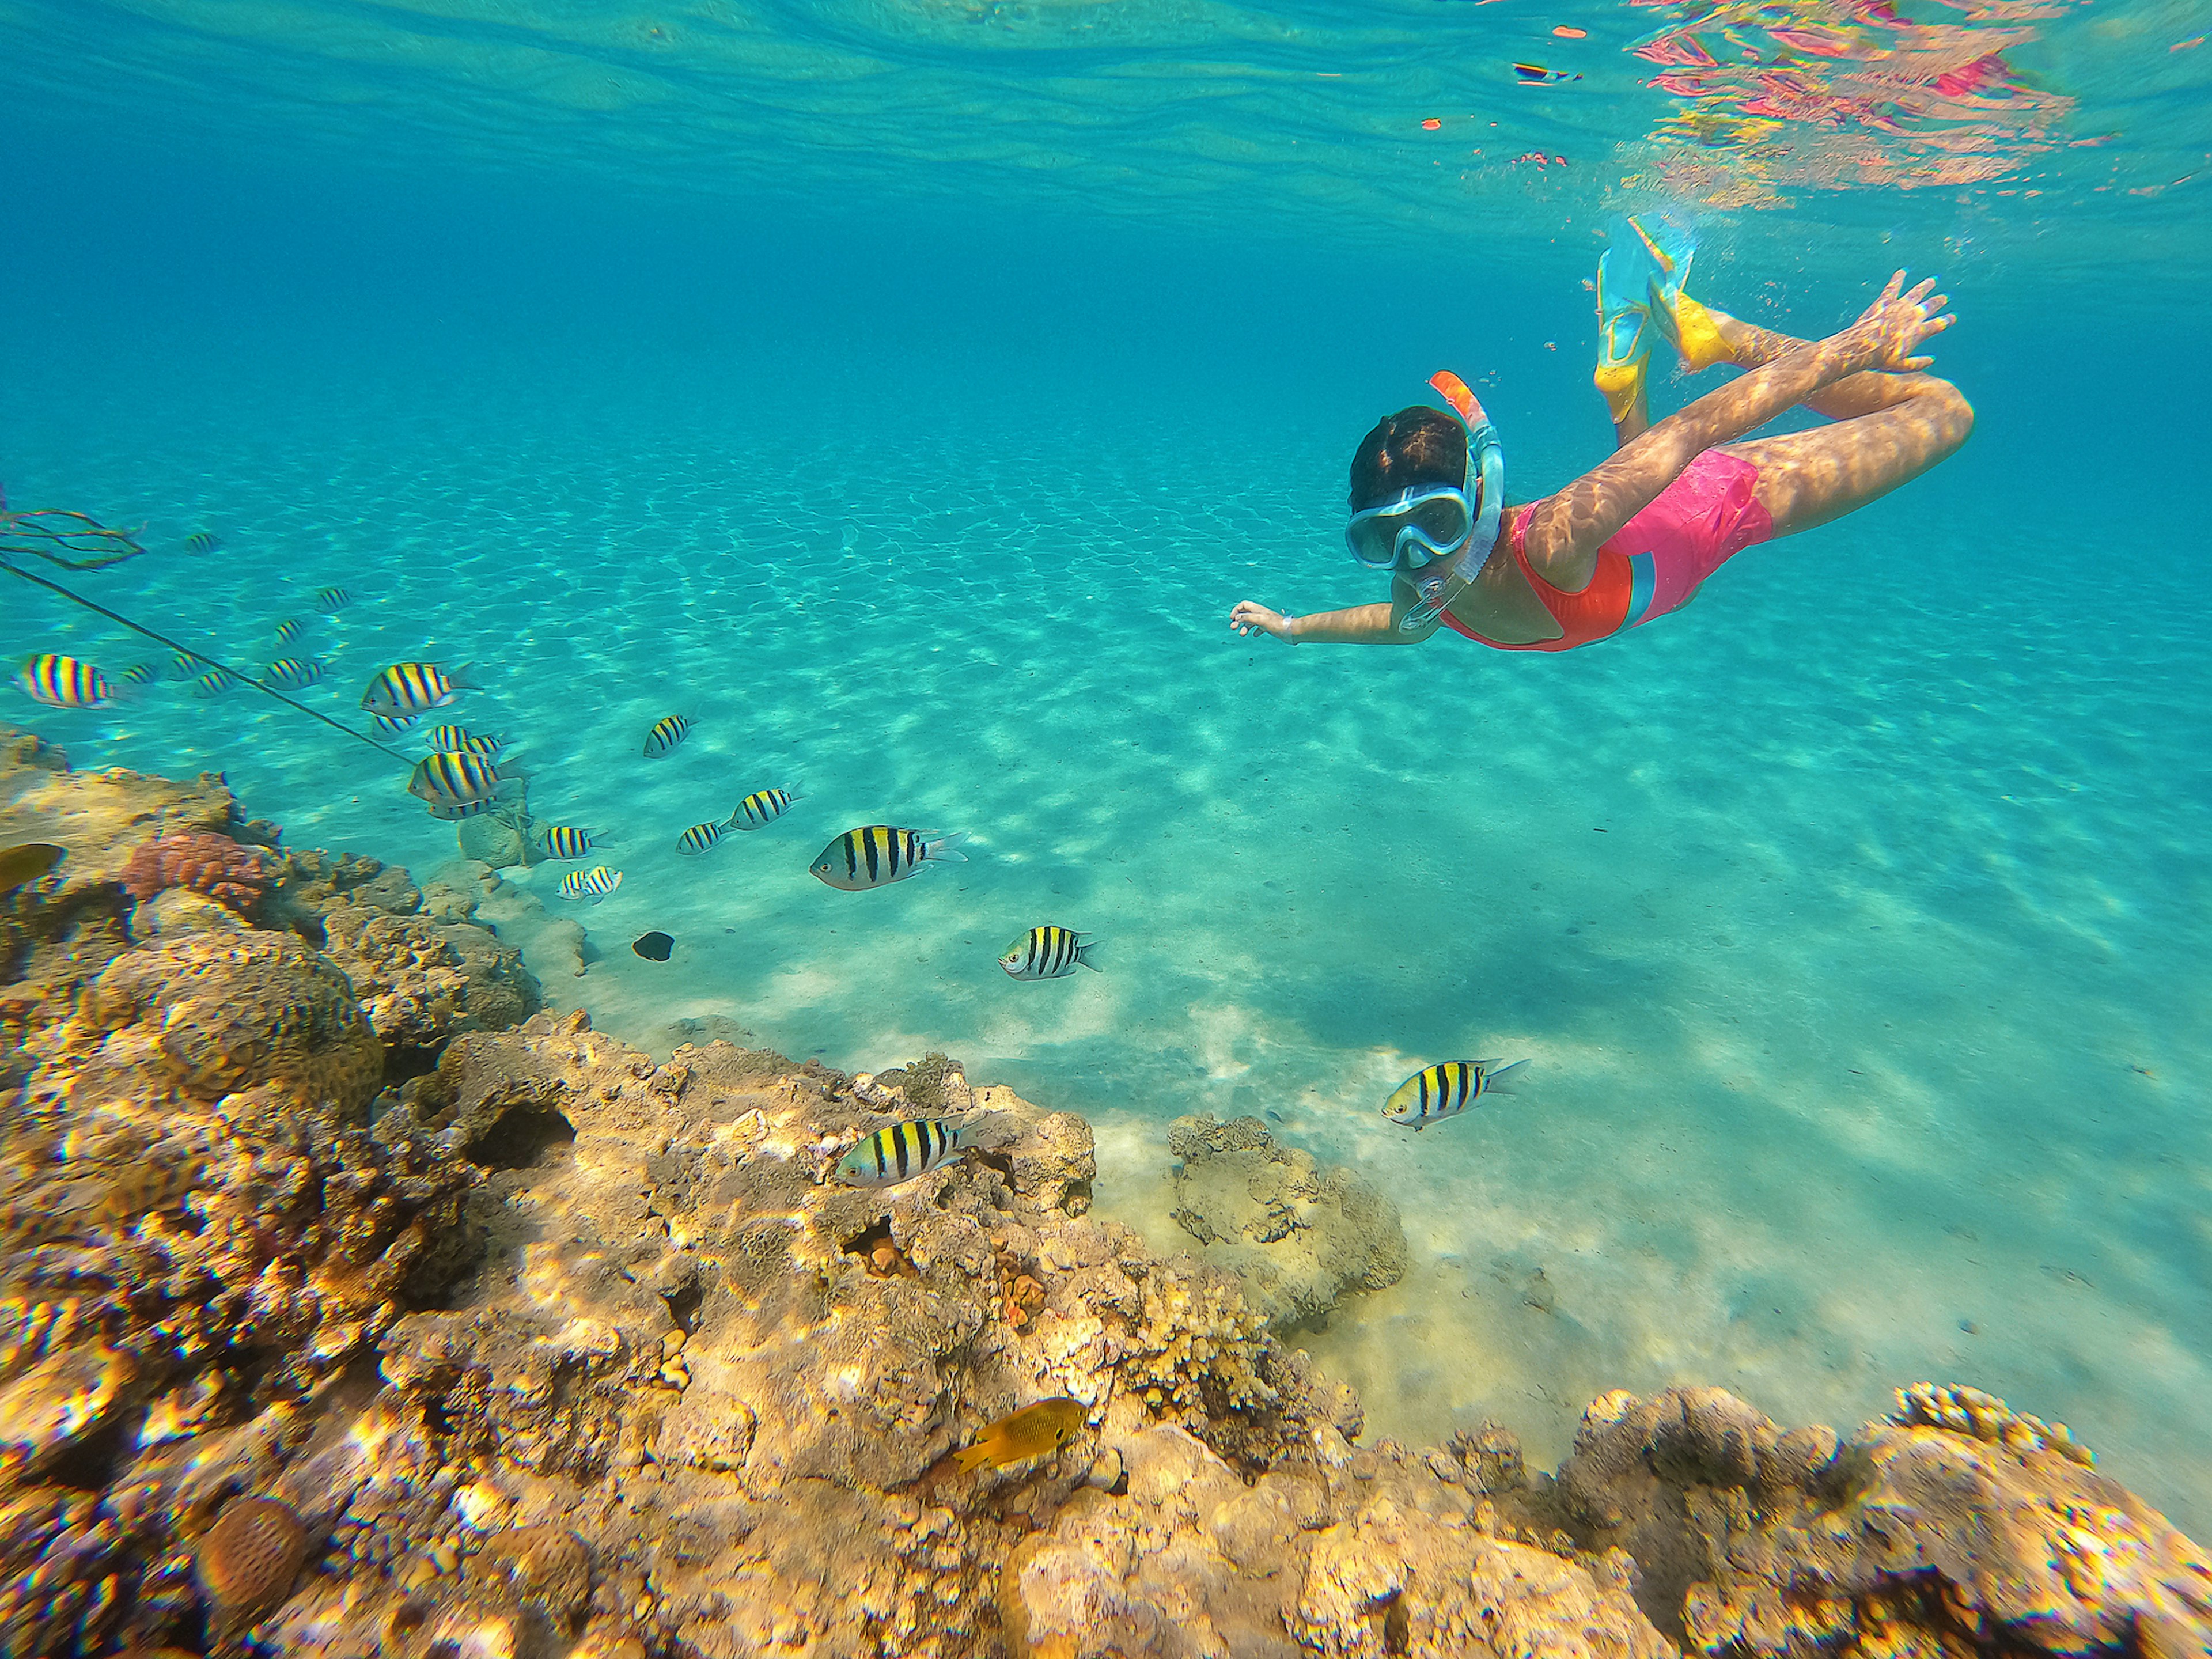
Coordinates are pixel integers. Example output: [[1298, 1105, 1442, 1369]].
[[678, 820, 729, 855], [191, 668, 240, 699], [810, 827, 967, 891], [372, 711, 418, 734], [166, 651, 203, 681], [119, 662, 161, 690], [272, 618, 306, 645], [730, 786, 802, 829], [425, 797, 505, 822], [1382, 1059, 1529, 1131], [426, 724, 504, 756], [406, 750, 518, 805], [264, 658, 325, 689], [558, 866, 622, 903], [999, 925, 1100, 980], [838, 1119, 963, 1186], [361, 661, 475, 717], [642, 714, 692, 757], [537, 824, 599, 859], [183, 530, 221, 554], [314, 586, 354, 613], [16, 654, 115, 709]]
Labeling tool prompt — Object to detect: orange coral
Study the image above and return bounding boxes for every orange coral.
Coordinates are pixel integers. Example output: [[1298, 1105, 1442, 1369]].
[[120, 831, 272, 914]]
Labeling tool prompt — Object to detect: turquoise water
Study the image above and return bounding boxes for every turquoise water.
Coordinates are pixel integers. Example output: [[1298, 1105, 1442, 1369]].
[[6, 0, 2210, 1529]]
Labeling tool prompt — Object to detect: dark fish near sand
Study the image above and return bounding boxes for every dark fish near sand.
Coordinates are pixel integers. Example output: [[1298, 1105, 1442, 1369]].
[[361, 661, 475, 717], [838, 1119, 962, 1185], [1000, 925, 1099, 980], [642, 714, 692, 757], [952, 1399, 1086, 1474], [810, 827, 967, 891], [426, 724, 504, 756], [730, 787, 801, 828], [17, 654, 115, 709], [537, 825, 600, 859], [0, 842, 65, 893], [632, 931, 674, 961], [559, 866, 622, 903], [183, 531, 222, 554], [314, 586, 354, 614], [407, 751, 520, 805], [678, 820, 730, 855], [1382, 1059, 1529, 1131], [264, 658, 325, 690]]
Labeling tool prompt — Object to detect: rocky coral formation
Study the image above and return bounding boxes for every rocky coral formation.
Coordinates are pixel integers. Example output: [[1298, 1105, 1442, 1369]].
[[3, 739, 2208, 1659], [1165, 1114, 1408, 1332], [120, 830, 275, 915], [1557, 1382, 2212, 1659]]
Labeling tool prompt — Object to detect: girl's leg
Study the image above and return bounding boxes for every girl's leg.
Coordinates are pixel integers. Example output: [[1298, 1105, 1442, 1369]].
[[1698, 310, 1974, 537]]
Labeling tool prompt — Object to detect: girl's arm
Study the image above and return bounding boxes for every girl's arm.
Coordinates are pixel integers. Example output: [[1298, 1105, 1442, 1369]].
[[1522, 272, 1952, 590], [1230, 574, 1438, 645]]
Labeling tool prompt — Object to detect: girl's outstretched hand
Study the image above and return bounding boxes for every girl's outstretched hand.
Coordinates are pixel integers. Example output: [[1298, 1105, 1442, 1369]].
[[1836, 270, 1955, 373], [1229, 600, 1294, 641]]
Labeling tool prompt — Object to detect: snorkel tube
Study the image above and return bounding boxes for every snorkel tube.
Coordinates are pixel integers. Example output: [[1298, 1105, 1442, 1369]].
[[1401, 370, 1505, 631]]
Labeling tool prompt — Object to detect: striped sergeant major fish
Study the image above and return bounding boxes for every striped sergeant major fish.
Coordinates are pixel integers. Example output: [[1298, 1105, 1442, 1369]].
[[559, 865, 622, 903], [537, 824, 600, 860], [183, 531, 221, 554], [837, 1119, 963, 1186], [642, 714, 692, 757], [361, 661, 476, 718], [372, 711, 418, 734], [264, 658, 326, 689], [314, 586, 354, 613], [272, 618, 306, 645], [119, 662, 161, 690], [16, 654, 116, 709], [192, 668, 241, 698], [810, 827, 966, 891], [425, 725, 505, 756], [1382, 1059, 1529, 1131], [730, 786, 801, 829], [999, 924, 1100, 980], [678, 820, 729, 855], [424, 797, 506, 821], [166, 651, 205, 681], [406, 751, 520, 805]]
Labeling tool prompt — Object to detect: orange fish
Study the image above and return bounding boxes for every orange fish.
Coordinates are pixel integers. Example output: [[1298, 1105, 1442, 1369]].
[[950, 1398, 1085, 1474]]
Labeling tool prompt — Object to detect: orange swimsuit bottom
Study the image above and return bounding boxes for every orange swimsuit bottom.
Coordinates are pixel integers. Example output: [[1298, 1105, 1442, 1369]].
[[1438, 450, 1774, 652]]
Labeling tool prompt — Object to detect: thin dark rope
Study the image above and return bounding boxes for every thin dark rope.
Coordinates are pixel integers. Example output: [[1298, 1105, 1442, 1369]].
[[3, 560, 414, 764]]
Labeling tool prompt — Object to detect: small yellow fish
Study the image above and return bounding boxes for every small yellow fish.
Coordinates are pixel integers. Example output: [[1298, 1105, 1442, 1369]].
[[0, 841, 65, 893], [950, 1399, 1086, 1474]]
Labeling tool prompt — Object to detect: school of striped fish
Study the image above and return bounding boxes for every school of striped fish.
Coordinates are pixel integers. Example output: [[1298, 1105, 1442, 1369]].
[[14, 523, 1530, 1152]]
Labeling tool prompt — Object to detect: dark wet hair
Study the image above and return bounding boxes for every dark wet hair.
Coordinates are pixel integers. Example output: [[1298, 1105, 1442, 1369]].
[[1349, 406, 1467, 510]]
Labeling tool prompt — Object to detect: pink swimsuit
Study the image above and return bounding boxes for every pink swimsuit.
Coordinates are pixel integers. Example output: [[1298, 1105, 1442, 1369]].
[[1440, 450, 1774, 652]]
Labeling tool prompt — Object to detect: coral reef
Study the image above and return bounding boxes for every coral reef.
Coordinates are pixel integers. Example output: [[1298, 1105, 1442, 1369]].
[[1557, 1383, 2212, 1659], [1165, 1113, 1409, 1332], [120, 831, 274, 916], [3, 739, 2207, 1659]]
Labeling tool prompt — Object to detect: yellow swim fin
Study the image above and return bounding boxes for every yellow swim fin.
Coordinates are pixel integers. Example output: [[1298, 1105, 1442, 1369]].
[[1593, 222, 1656, 424], [1628, 215, 1737, 373]]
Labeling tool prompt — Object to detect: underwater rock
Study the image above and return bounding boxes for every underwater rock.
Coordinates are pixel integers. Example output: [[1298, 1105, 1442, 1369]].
[[1001, 1421, 1672, 1659], [1557, 1383, 2212, 1658], [1164, 1113, 1409, 1332]]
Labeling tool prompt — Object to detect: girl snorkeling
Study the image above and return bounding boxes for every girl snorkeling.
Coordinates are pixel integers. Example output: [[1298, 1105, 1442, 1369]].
[[1229, 220, 1970, 652]]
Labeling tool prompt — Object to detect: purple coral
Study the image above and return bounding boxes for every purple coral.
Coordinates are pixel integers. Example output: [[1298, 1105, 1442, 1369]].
[[121, 830, 272, 914]]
